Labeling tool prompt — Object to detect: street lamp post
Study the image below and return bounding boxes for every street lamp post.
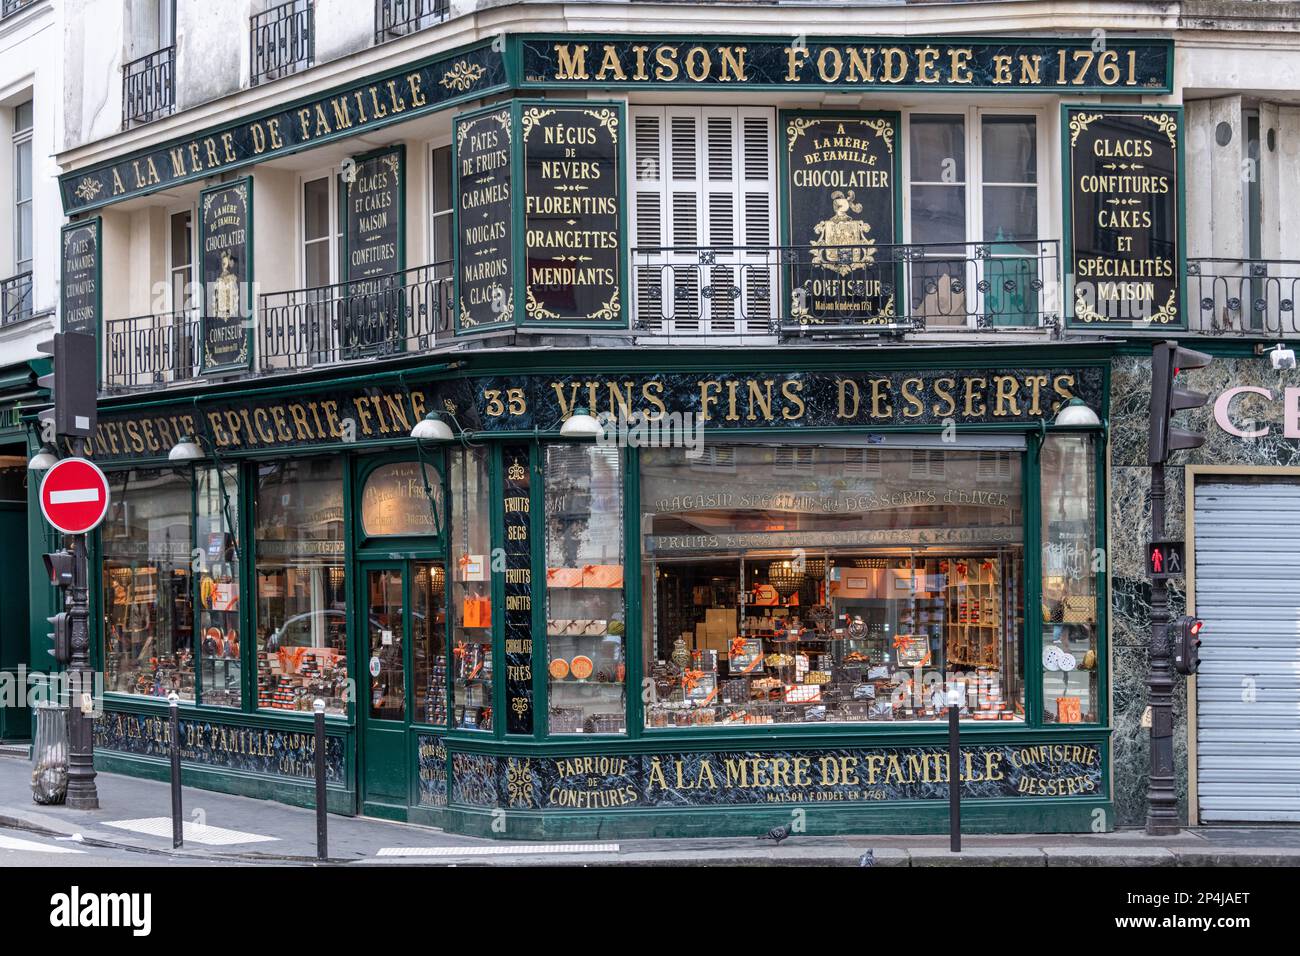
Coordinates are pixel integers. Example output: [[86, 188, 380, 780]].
[[64, 437, 99, 810]]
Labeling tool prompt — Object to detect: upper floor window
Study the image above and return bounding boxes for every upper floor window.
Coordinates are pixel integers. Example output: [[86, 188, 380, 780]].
[[122, 1, 175, 128], [905, 109, 1045, 328], [430, 144, 452, 267], [375, 0, 449, 44], [302, 173, 341, 288], [169, 209, 194, 311], [12, 100, 32, 277]]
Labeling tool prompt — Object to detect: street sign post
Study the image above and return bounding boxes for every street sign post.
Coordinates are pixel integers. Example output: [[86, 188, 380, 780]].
[[38, 457, 111, 535]]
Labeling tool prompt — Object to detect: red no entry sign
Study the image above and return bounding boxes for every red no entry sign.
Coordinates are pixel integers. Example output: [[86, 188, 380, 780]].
[[39, 457, 111, 535]]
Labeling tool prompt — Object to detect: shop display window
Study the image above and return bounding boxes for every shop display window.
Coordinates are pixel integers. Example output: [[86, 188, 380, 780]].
[[450, 448, 492, 731], [102, 469, 195, 700], [196, 467, 241, 708], [254, 459, 348, 715], [1040, 433, 1100, 723], [545, 445, 626, 735], [640, 443, 1025, 728]]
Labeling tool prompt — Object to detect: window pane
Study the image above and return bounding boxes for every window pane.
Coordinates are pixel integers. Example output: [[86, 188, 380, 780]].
[[17, 202, 32, 267], [909, 114, 965, 182], [304, 239, 331, 288], [14, 101, 33, 132], [196, 467, 241, 708], [366, 569, 405, 720], [361, 462, 441, 537], [431, 145, 451, 213], [450, 447, 492, 730], [432, 214, 452, 264], [1040, 433, 1099, 724], [103, 469, 195, 700], [982, 184, 1038, 243], [412, 561, 447, 724], [910, 184, 966, 245], [15, 139, 31, 201], [170, 211, 191, 266], [640, 444, 1024, 728], [981, 116, 1037, 183], [303, 177, 330, 242], [255, 459, 348, 715], [546, 445, 626, 735]]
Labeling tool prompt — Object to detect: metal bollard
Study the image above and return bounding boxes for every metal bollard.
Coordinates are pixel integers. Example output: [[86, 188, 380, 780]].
[[313, 698, 327, 861], [947, 684, 962, 854], [168, 692, 183, 849]]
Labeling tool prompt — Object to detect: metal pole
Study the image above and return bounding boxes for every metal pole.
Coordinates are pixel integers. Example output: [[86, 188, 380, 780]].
[[168, 692, 183, 848], [948, 692, 961, 853], [64, 447, 99, 810], [1146, 459, 1179, 834], [314, 698, 328, 861]]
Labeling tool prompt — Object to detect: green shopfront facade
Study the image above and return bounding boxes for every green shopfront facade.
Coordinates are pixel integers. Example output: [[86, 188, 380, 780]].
[[82, 345, 1114, 837], [45, 25, 1184, 837]]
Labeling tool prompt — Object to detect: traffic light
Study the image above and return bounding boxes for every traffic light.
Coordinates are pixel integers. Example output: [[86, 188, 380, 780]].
[[43, 549, 75, 589], [43, 550, 76, 667], [36, 331, 97, 439], [1149, 341, 1212, 465], [1173, 615, 1204, 676]]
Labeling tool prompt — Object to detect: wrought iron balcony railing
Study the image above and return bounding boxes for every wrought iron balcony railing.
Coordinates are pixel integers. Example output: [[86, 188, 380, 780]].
[[259, 262, 453, 373], [0, 272, 33, 327], [1187, 257, 1300, 338], [631, 240, 1060, 341], [103, 309, 199, 392], [1, 0, 37, 19], [122, 46, 175, 129], [374, 0, 449, 43], [251, 0, 314, 86]]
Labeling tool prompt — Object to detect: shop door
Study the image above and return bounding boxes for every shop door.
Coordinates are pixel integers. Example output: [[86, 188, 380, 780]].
[[360, 559, 446, 813], [1193, 477, 1300, 823]]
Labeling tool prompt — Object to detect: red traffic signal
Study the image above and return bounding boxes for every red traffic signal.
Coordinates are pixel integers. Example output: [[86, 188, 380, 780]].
[[1149, 341, 1212, 465], [1173, 615, 1203, 676], [43, 550, 75, 589]]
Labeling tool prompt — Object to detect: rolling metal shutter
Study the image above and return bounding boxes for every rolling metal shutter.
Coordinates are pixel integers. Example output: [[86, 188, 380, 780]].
[[1194, 478, 1300, 823]]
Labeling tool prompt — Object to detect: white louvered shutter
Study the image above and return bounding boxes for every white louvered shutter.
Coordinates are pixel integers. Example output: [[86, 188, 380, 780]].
[[739, 108, 776, 328], [629, 106, 776, 337], [631, 108, 667, 331]]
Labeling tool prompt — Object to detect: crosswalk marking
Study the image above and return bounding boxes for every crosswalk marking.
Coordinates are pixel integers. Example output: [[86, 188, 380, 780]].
[[0, 832, 85, 854], [376, 842, 619, 857], [104, 817, 277, 846]]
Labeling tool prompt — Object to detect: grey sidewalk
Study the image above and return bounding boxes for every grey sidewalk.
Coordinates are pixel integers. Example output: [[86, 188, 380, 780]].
[[2, 753, 1299, 866]]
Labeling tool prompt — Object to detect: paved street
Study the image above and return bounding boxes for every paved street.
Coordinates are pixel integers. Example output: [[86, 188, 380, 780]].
[[2, 754, 1298, 867]]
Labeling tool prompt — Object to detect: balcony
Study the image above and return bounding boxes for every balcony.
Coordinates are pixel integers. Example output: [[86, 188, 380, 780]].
[[251, 0, 314, 86], [1187, 258, 1300, 337], [631, 240, 1061, 342], [122, 46, 175, 129], [260, 263, 452, 372], [103, 309, 199, 393], [0, 272, 33, 327], [374, 0, 449, 44]]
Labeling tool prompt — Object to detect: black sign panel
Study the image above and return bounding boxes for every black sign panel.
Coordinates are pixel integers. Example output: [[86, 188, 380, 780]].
[[521, 103, 624, 326], [452, 742, 1105, 810], [85, 366, 1106, 465], [1066, 107, 1182, 329], [502, 445, 534, 734], [455, 107, 513, 332], [60, 218, 101, 337], [60, 41, 506, 214], [1147, 540, 1185, 578], [199, 178, 253, 372], [783, 113, 899, 325], [344, 146, 405, 357], [521, 37, 1172, 92]]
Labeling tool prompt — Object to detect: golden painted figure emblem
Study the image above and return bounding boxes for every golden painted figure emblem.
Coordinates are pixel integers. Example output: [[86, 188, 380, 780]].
[[213, 251, 240, 319], [810, 189, 876, 275]]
